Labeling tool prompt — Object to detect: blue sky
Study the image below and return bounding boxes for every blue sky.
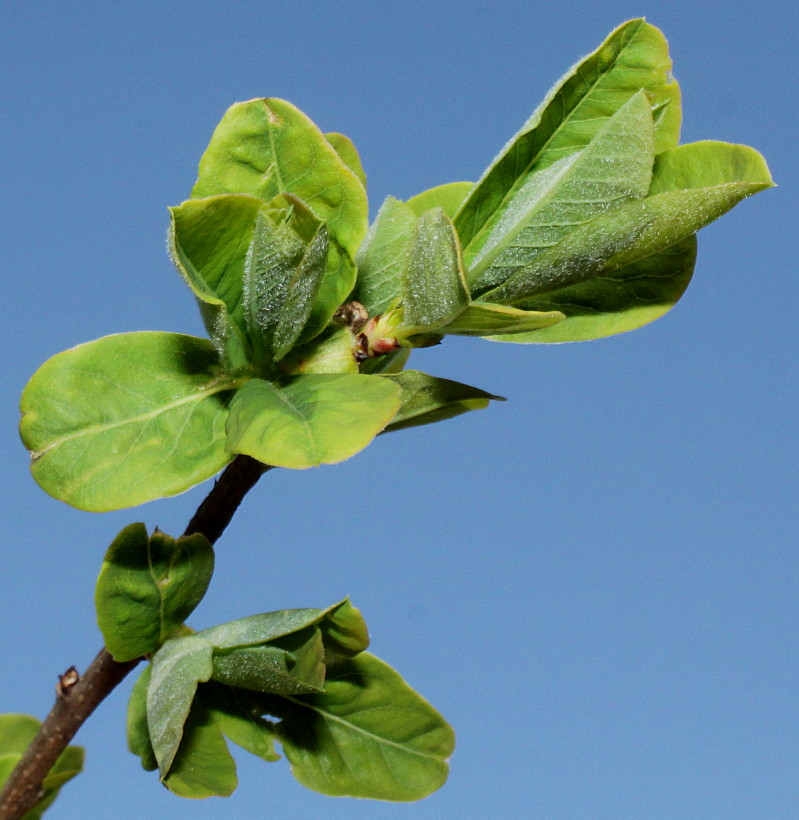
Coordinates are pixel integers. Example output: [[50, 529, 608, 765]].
[[1, 1, 796, 818]]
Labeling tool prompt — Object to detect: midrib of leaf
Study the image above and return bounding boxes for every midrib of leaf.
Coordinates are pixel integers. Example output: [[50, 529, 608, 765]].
[[30, 377, 245, 459], [463, 20, 646, 247], [265, 105, 286, 194], [280, 694, 446, 762]]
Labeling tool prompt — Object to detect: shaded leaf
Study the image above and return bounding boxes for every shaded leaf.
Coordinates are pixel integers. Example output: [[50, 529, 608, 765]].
[[467, 91, 655, 292], [269, 652, 454, 801], [406, 182, 473, 219], [225, 375, 401, 469], [162, 701, 237, 799], [325, 132, 367, 189], [353, 196, 417, 316], [19, 332, 237, 512], [440, 302, 565, 336], [382, 370, 502, 433], [148, 635, 214, 776], [127, 663, 158, 771], [95, 524, 214, 662], [203, 683, 279, 762], [454, 19, 680, 250], [318, 599, 370, 662], [402, 208, 470, 334], [192, 98, 368, 260]]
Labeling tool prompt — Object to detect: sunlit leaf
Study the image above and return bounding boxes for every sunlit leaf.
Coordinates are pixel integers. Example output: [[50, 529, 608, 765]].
[[225, 375, 401, 469], [95, 524, 214, 662], [406, 182, 473, 219], [325, 132, 367, 189], [19, 333, 238, 512], [440, 302, 565, 336]]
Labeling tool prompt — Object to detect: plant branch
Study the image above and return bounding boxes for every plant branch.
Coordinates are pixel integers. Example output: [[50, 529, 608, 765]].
[[0, 455, 269, 820]]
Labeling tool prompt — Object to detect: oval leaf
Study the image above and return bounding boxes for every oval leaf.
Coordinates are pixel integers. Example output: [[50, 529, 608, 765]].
[[95, 524, 214, 662], [19, 332, 238, 511], [225, 375, 401, 469], [406, 181, 474, 219], [269, 652, 455, 801]]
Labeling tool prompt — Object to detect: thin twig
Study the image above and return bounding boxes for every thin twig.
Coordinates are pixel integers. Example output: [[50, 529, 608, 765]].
[[0, 455, 269, 820]]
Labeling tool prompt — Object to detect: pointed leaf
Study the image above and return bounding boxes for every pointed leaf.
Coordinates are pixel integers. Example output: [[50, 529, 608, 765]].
[[203, 683, 280, 762], [382, 370, 503, 432], [325, 132, 367, 189], [406, 182, 473, 219], [269, 652, 455, 801], [19, 332, 238, 512], [467, 91, 655, 292], [455, 19, 680, 250], [192, 98, 368, 259], [440, 302, 565, 336], [148, 635, 214, 776], [162, 701, 237, 798], [127, 663, 158, 771], [353, 196, 417, 316], [318, 599, 370, 661], [225, 375, 401, 469], [95, 524, 214, 662], [402, 208, 470, 333]]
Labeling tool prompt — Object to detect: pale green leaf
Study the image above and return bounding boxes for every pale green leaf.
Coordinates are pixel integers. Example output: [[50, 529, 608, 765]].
[[455, 19, 680, 250], [382, 370, 502, 432], [162, 701, 237, 799], [192, 98, 368, 260], [225, 375, 401, 469], [279, 327, 359, 376], [402, 208, 470, 334], [440, 302, 565, 336], [95, 524, 214, 662], [467, 91, 655, 292], [19, 332, 238, 512], [353, 196, 417, 316], [148, 635, 214, 776], [269, 652, 454, 801], [325, 132, 367, 189], [406, 182, 473, 219]]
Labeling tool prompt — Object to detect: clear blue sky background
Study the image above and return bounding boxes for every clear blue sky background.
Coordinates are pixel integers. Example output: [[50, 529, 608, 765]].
[[1, 2, 795, 818]]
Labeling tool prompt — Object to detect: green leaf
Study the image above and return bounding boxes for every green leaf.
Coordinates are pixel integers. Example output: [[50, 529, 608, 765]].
[[243, 209, 328, 363], [95, 524, 214, 662], [269, 652, 455, 801], [353, 196, 417, 316], [382, 370, 503, 432], [401, 208, 470, 334], [127, 663, 158, 771], [147, 635, 214, 776], [325, 132, 367, 189], [225, 374, 401, 469], [279, 326, 359, 376], [482, 165, 772, 307], [318, 598, 370, 661], [192, 98, 368, 260], [19, 332, 238, 512], [203, 683, 280, 762], [162, 700, 237, 799], [0, 714, 84, 820], [455, 19, 680, 251], [440, 302, 565, 336], [467, 90, 655, 292], [406, 182, 473, 219]]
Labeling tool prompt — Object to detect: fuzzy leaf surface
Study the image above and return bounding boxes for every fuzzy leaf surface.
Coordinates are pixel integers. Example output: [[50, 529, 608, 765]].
[[225, 375, 401, 469], [19, 332, 237, 511], [95, 524, 214, 662]]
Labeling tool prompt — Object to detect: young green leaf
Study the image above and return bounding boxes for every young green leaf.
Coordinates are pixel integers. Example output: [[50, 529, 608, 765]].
[[95, 524, 214, 662], [401, 208, 470, 334], [268, 652, 455, 801], [147, 635, 215, 776], [203, 683, 280, 763], [382, 370, 503, 433], [325, 132, 367, 189], [353, 196, 417, 316], [162, 700, 237, 799], [318, 598, 370, 662], [192, 98, 368, 261], [127, 664, 158, 771], [225, 375, 402, 469], [19, 332, 238, 512], [439, 302, 565, 336], [454, 19, 680, 250], [406, 181, 474, 219], [467, 90, 655, 292], [0, 714, 84, 820]]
